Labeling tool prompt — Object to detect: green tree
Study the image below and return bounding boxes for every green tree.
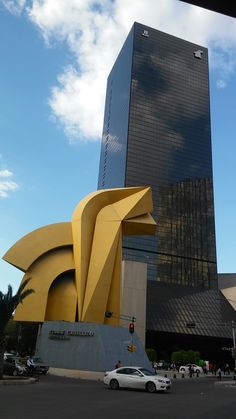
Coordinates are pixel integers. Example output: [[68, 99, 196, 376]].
[[4, 318, 38, 355], [146, 348, 157, 362], [171, 349, 201, 365], [0, 278, 34, 379], [171, 350, 187, 364]]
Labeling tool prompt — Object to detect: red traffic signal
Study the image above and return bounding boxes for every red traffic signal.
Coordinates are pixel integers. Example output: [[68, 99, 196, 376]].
[[129, 322, 135, 334]]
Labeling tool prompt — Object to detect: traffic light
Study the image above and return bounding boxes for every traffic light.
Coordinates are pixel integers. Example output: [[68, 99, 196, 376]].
[[127, 344, 136, 352], [129, 322, 135, 334]]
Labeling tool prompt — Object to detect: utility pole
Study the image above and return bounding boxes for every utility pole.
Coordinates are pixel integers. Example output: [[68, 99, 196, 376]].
[[232, 321, 236, 379]]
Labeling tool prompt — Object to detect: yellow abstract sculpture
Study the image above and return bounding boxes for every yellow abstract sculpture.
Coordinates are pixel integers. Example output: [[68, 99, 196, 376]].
[[3, 187, 156, 325]]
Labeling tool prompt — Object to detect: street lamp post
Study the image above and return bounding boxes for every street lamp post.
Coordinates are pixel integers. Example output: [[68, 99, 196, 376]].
[[186, 297, 236, 377], [217, 295, 236, 378], [231, 321, 236, 378]]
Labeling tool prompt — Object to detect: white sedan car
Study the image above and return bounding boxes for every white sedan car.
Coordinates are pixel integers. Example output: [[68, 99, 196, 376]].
[[104, 366, 171, 393], [179, 364, 203, 374]]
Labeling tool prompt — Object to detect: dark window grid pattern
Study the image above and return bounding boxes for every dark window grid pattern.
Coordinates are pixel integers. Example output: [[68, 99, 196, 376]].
[[123, 242, 216, 287], [128, 120, 211, 138], [129, 116, 210, 141], [130, 88, 210, 108], [127, 124, 212, 145], [128, 122, 211, 141], [134, 35, 209, 61], [127, 122, 211, 142], [128, 148, 212, 173], [128, 121, 211, 143], [132, 54, 209, 80], [147, 289, 232, 338], [130, 94, 210, 121], [126, 153, 212, 173], [127, 129, 211, 148], [128, 104, 210, 125], [132, 46, 209, 70], [126, 140, 212, 166], [132, 45, 209, 75], [155, 179, 216, 248], [126, 152, 212, 172], [98, 23, 217, 288], [126, 150, 212, 166], [131, 79, 210, 103]]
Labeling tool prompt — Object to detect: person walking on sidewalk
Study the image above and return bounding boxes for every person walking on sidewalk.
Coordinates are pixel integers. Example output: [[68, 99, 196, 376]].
[[115, 361, 122, 369], [216, 367, 222, 380]]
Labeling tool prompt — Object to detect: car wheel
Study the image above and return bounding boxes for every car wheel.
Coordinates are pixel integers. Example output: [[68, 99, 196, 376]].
[[13, 370, 18, 377], [196, 369, 200, 373], [109, 379, 119, 390], [146, 381, 156, 393]]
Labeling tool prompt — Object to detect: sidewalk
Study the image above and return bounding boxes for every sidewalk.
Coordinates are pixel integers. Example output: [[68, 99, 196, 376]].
[[48, 367, 236, 385], [160, 369, 236, 380], [49, 367, 104, 381]]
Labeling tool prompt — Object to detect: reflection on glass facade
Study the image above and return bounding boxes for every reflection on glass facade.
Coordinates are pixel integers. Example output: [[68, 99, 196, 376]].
[[98, 22, 217, 289], [147, 282, 236, 338]]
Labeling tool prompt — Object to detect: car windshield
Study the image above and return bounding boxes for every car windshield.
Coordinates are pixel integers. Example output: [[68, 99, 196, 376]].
[[138, 368, 154, 376]]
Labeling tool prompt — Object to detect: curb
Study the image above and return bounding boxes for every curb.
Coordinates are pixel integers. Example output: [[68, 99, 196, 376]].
[[214, 380, 236, 387], [49, 368, 104, 381], [0, 377, 37, 386]]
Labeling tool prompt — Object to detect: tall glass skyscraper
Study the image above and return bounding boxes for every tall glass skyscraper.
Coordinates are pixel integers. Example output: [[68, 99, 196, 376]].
[[98, 22, 217, 290]]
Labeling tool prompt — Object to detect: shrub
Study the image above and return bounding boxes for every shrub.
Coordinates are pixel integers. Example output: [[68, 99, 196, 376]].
[[146, 348, 157, 362]]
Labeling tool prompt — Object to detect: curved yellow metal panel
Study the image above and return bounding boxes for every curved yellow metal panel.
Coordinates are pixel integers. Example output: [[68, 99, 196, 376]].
[[82, 224, 121, 322], [14, 247, 75, 322], [45, 272, 77, 321], [3, 222, 72, 271]]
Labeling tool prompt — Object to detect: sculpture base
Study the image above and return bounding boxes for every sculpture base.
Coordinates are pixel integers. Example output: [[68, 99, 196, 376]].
[[36, 321, 151, 372]]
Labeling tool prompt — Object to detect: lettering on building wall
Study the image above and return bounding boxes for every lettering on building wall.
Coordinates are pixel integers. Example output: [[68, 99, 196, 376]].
[[142, 30, 149, 37], [49, 330, 95, 340], [194, 50, 203, 59]]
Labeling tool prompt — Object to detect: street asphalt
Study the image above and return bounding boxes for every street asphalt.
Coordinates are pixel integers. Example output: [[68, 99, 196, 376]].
[[1, 370, 236, 419]]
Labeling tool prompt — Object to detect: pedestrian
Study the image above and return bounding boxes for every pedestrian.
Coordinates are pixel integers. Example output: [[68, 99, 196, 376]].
[[115, 360, 122, 369], [225, 363, 230, 375], [202, 363, 207, 375], [189, 364, 194, 377], [216, 367, 222, 380], [26, 355, 35, 374], [153, 361, 158, 374]]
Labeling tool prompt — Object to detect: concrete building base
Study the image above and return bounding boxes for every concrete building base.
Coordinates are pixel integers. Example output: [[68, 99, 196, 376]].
[[36, 321, 151, 372]]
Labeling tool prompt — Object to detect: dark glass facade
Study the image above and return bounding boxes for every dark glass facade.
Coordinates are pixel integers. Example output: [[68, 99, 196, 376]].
[[98, 22, 217, 289]]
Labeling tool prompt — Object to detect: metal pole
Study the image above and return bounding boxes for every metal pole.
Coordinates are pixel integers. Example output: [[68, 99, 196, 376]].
[[232, 321, 236, 378]]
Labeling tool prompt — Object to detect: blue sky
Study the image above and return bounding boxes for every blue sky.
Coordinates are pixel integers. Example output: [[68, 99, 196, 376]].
[[0, 0, 236, 292]]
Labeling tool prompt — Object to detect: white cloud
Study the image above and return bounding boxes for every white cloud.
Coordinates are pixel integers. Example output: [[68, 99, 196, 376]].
[[0, 169, 13, 177], [217, 79, 226, 89], [2, 0, 236, 142], [2, 0, 26, 15], [0, 167, 19, 197], [0, 181, 19, 198]]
